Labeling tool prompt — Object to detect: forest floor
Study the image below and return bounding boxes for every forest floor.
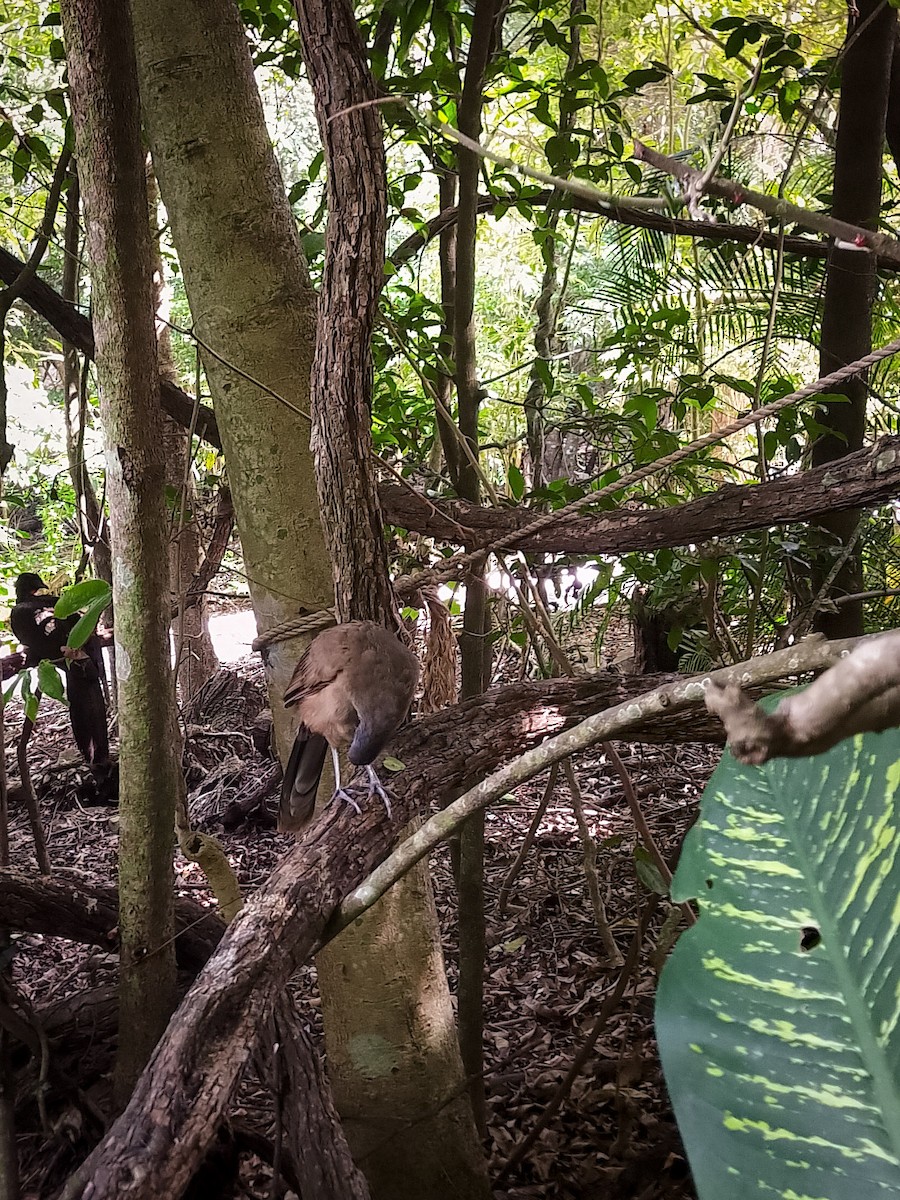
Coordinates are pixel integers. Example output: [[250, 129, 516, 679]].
[[3, 647, 717, 1200]]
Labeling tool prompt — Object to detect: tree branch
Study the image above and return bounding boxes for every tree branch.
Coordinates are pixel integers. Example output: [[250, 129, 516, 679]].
[[381, 435, 900, 553]]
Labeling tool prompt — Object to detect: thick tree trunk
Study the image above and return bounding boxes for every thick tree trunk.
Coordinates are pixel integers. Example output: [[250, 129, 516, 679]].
[[129, 0, 334, 760], [811, 0, 895, 637], [58, 0, 184, 1104], [294, 2, 489, 1196]]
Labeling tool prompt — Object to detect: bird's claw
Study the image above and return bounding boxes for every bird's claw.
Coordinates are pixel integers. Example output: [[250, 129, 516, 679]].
[[336, 767, 395, 820], [332, 787, 362, 815]]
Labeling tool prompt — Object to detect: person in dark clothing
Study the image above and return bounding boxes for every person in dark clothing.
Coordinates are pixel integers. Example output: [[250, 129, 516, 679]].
[[10, 572, 109, 767]]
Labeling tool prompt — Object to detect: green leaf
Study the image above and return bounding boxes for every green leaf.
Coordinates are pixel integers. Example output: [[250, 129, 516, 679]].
[[622, 67, 668, 89], [507, 463, 525, 501], [657, 710, 900, 1199], [37, 659, 66, 703], [65, 594, 109, 649], [24, 693, 39, 723], [382, 756, 406, 773], [55, 579, 110, 618], [3, 671, 24, 705], [633, 845, 668, 895]]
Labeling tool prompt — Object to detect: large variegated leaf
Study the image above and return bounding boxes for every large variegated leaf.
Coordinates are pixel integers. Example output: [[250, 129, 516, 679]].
[[656, 716, 900, 1200]]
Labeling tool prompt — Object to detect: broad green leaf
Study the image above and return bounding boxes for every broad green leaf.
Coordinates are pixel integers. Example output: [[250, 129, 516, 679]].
[[382, 756, 406, 773], [54, 579, 111, 618], [657, 707, 900, 1199], [37, 659, 66, 703], [65, 595, 109, 649]]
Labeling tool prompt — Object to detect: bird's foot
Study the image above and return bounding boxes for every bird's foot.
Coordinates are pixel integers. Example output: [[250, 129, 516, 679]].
[[363, 765, 394, 819], [332, 786, 362, 815], [338, 767, 395, 820]]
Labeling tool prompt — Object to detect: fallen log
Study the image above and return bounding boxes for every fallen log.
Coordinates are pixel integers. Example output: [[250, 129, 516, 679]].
[[0, 871, 223, 973]]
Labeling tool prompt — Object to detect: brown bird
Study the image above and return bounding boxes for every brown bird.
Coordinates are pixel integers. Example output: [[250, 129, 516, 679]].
[[279, 620, 419, 832]]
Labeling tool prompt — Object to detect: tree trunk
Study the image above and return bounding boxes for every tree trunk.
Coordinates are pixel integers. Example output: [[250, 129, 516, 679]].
[[129, 0, 334, 759], [145, 164, 217, 700], [451, 0, 505, 1136], [61, 167, 115, 704], [58, 0, 184, 1104], [294, 2, 489, 1196], [810, 0, 895, 638]]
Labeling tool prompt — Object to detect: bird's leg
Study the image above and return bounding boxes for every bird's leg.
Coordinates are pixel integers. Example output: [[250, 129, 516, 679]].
[[329, 745, 362, 815]]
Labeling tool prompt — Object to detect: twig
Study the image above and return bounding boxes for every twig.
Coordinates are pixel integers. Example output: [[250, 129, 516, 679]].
[[16, 702, 50, 876], [603, 743, 695, 926], [564, 760, 622, 961], [496, 764, 557, 915]]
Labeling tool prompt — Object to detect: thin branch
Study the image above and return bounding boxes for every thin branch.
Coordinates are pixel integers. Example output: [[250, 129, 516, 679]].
[[633, 138, 900, 264]]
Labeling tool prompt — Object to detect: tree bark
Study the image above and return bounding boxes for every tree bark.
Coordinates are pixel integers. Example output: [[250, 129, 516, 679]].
[[810, 0, 896, 637], [0, 870, 223, 972], [129, 0, 334, 761], [145, 165, 218, 700], [58, 0, 185, 1104], [294, 2, 489, 1195]]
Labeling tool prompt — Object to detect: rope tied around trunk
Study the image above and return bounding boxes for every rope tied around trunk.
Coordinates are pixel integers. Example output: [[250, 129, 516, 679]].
[[251, 607, 337, 652]]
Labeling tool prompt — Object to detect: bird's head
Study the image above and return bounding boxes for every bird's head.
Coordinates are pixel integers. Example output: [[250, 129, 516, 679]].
[[14, 572, 49, 599], [348, 715, 396, 768]]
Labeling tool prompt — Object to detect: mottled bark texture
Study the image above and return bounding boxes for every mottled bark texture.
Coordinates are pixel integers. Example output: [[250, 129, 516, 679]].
[[58, 0, 183, 1103], [811, 0, 896, 637], [129, 0, 333, 759], [293, 0, 394, 623], [294, 2, 489, 1195]]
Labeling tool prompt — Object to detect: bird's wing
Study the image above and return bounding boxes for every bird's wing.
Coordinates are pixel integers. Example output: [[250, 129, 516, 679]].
[[282, 623, 363, 708]]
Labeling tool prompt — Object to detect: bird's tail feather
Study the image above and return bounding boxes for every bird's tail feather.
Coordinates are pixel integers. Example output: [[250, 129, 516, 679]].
[[279, 728, 328, 832], [66, 662, 109, 766]]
